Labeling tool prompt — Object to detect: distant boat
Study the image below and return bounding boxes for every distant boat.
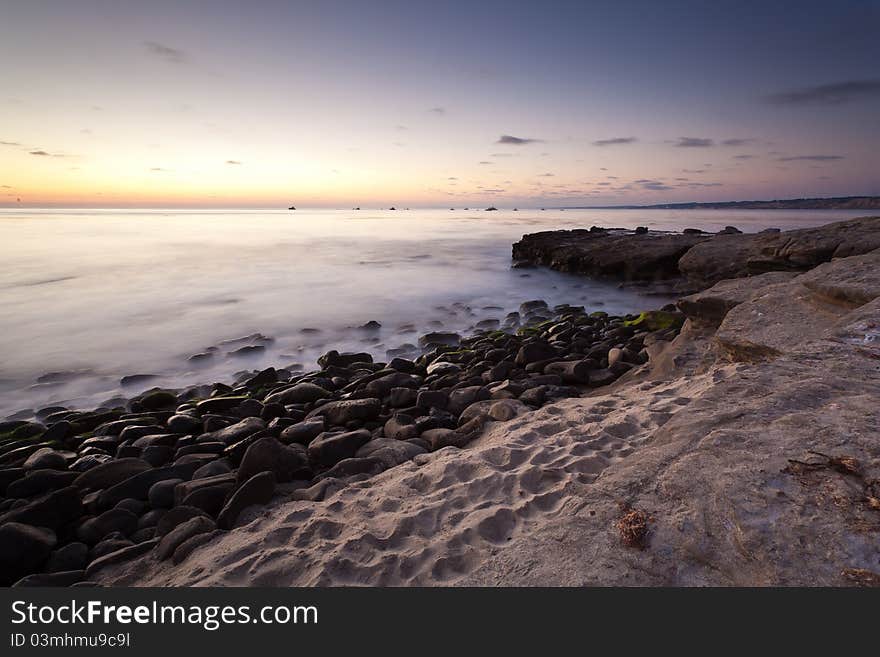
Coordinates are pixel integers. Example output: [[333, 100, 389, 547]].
[[389, 207, 396, 211], [353, 207, 360, 210], [288, 206, 296, 210], [485, 206, 498, 211], [513, 208, 518, 211]]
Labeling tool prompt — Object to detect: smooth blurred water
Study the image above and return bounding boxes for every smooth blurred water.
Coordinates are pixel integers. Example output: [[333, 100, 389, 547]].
[[0, 207, 868, 416]]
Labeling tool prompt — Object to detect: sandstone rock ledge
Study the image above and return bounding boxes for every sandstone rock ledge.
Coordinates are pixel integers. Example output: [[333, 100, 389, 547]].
[[96, 240, 880, 586], [512, 216, 880, 293]]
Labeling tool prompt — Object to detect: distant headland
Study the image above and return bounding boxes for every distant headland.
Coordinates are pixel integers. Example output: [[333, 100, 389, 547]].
[[566, 195, 880, 211]]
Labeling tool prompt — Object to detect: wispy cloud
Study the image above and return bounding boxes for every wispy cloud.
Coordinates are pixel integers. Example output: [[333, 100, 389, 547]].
[[634, 178, 674, 191], [1, 140, 21, 147], [478, 161, 492, 165], [226, 160, 242, 165], [776, 155, 844, 162], [765, 79, 880, 106], [144, 41, 186, 64], [721, 138, 754, 146], [149, 167, 167, 172], [29, 150, 69, 158], [674, 137, 714, 148], [592, 137, 637, 147], [538, 173, 554, 177], [497, 134, 541, 145], [428, 107, 445, 115], [733, 154, 755, 160]]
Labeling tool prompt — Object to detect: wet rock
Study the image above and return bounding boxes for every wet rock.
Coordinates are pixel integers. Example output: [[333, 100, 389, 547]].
[[180, 482, 234, 516], [387, 357, 417, 373], [416, 389, 449, 410], [77, 508, 139, 544], [322, 456, 387, 479], [318, 350, 373, 368], [97, 462, 202, 510], [156, 516, 216, 560], [519, 386, 547, 406], [384, 414, 418, 440], [195, 396, 249, 414], [192, 459, 231, 479], [45, 542, 89, 573], [307, 429, 372, 468], [0, 487, 83, 530], [543, 359, 594, 384], [92, 536, 134, 559], [120, 374, 159, 389], [155, 505, 211, 537], [171, 529, 220, 564], [515, 341, 558, 366], [217, 471, 276, 530], [237, 437, 310, 483], [587, 369, 619, 387], [23, 446, 68, 471], [204, 417, 266, 445], [448, 386, 490, 416], [421, 428, 468, 451], [489, 399, 530, 421], [306, 398, 381, 426], [279, 417, 326, 445], [141, 445, 174, 467], [228, 345, 265, 358], [356, 438, 426, 467], [264, 382, 331, 405], [6, 469, 78, 498], [84, 538, 159, 579], [167, 414, 202, 434], [140, 390, 178, 411], [0, 523, 56, 585], [148, 478, 183, 508], [418, 332, 461, 348], [388, 387, 418, 407], [41, 420, 72, 443]]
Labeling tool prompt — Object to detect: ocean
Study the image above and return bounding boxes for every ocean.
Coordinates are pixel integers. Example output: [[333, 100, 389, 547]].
[[0, 207, 867, 417]]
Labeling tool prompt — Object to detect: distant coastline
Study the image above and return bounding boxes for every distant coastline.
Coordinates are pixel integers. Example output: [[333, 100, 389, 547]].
[[565, 195, 880, 211]]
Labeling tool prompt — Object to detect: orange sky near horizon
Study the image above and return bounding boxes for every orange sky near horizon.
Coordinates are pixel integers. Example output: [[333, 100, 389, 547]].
[[2, 1, 878, 208]]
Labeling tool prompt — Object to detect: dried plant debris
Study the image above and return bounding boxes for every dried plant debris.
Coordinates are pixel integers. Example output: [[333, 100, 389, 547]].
[[842, 568, 880, 587], [786, 450, 862, 476], [784, 450, 880, 517], [616, 505, 650, 549]]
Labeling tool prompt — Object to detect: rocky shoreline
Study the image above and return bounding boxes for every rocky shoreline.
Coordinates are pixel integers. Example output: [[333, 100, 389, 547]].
[[512, 215, 880, 293], [2, 215, 879, 587], [0, 295, 684, 586]]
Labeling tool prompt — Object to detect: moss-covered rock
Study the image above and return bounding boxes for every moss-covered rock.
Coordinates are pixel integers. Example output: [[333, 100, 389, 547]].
[[623, 310, 685, 331]]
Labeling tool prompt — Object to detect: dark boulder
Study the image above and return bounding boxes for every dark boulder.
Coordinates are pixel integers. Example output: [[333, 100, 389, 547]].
[[217, 471, 276, 530], [307, 429, 372, 468]]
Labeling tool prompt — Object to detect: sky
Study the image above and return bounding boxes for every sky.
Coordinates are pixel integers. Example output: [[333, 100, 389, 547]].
[[1, 0, 879, 208]]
